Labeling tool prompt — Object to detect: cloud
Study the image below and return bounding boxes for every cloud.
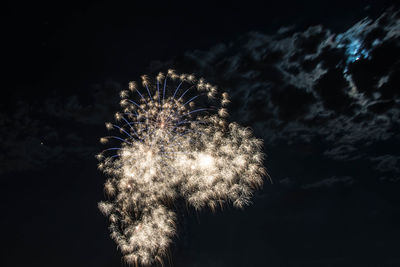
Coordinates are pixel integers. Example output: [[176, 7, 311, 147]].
[[2, 8, 399, 185], [302, 176, 355, 189], [148, 8, 400, 184], [371, 155, 400, 173], [0, 82, 121, 174]]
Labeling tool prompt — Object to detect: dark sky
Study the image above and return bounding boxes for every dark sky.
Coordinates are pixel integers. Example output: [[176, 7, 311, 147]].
[[2, 1, 400, 267], [4, 0, 394, 94]]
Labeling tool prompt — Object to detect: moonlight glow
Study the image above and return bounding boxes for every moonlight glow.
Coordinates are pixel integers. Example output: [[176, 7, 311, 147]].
[[97, 70, 266, 266]]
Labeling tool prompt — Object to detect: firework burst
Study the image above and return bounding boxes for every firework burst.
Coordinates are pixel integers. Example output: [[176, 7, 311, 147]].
[[97, 70, 266, 266]]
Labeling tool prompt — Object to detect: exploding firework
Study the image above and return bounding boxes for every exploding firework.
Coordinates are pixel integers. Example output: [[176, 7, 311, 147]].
[[97, 70, 266, 266]]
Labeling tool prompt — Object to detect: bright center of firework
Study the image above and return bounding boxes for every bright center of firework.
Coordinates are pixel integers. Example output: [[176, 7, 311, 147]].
[[198, 153, 214, 168]]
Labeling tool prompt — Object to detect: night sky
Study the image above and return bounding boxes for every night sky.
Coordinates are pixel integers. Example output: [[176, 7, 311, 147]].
[[2, 1, 400, 266]]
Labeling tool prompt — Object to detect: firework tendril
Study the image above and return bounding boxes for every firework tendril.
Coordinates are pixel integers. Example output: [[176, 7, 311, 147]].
[[97, 70, 266, 266]]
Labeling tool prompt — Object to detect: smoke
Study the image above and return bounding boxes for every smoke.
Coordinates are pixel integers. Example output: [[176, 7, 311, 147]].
[[97, 70, 266, 266]]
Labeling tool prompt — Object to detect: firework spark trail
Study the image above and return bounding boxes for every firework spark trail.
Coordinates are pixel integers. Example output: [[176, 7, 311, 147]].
[[97, 70, 266, 266]]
